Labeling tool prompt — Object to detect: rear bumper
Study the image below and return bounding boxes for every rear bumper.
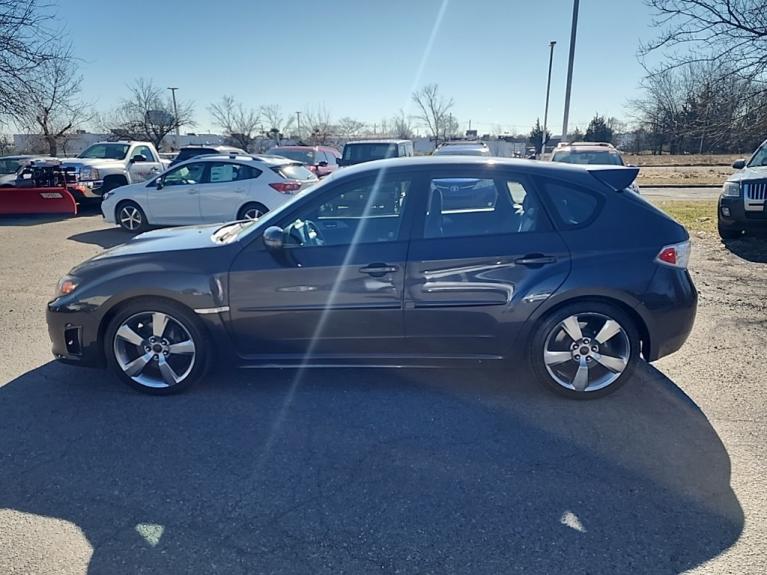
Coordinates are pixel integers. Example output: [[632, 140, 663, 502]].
[[641, 267, 698, 361]]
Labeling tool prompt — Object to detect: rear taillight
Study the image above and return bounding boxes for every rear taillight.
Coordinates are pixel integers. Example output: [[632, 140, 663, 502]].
[[655, 240, 690, 269], [269, 181, 302, 194]]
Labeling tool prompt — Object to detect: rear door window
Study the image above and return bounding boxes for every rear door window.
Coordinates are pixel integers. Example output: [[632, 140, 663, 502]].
[[538, 179, 601, 228]]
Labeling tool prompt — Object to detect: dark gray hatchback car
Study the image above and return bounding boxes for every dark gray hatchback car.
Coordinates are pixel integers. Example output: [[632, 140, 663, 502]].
[[48, 157, 697, 398]]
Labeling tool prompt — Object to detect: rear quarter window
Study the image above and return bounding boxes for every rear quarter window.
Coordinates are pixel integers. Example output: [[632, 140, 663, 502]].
[[538, 178, 603, 229]]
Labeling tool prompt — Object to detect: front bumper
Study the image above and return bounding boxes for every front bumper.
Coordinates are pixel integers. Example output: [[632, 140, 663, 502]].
[[77, 180, 105, 198], [47, 301, 104, 367], [719, 195, 767, 230]]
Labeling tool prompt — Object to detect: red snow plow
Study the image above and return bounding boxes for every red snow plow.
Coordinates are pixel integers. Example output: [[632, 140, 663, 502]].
[[0, 159, 81, 216]]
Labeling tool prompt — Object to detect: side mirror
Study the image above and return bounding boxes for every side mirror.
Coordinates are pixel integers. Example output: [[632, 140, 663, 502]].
[[155, 177, 164, 190], [263, 226, 285, 251], [130, 154, 147, 163], [732, 159, 746, 169], [317, 160, 328, 167]]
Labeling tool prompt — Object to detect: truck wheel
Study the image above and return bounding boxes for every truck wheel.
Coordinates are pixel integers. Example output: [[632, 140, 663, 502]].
[[102, 175, 128, 194], [116, 201, 149, 233], [237, 202, 269, 221], [717, 222, 742, 240]]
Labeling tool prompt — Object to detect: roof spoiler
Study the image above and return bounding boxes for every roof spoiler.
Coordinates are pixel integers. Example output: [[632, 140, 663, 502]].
[[587, 166, 639, 191]]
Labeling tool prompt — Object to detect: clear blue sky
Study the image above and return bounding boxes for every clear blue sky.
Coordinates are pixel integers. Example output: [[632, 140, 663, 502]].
[[62, 0, 658, 135]]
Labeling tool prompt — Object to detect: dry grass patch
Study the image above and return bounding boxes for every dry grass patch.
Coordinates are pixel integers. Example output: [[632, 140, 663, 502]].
[[650, 200, 718, 234]]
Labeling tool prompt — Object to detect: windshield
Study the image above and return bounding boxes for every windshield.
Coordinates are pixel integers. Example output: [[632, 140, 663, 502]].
[[0, 158, 22, 175], [747, 142, 767, 167], [269, 149, 316, 164], [78, 143, 130, 160], [343, 143, 398, 163], [551, 150, 624, 165]]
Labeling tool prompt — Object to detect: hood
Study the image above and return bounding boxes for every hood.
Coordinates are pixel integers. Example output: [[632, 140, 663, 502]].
[[73, 225, 225, 274], [62, 158, 122, 169], [727, 165, 767, 183]]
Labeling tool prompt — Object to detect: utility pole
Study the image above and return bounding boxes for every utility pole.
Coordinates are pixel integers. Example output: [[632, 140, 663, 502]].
[[167, 87, 180, 151], [561, 0, 579, 142], [542, 40, 556, 158], [295, 111, 301, 140]]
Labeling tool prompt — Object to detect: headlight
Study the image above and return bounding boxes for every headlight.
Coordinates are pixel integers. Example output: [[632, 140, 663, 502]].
[[722, 181, 740, 197], [79, 167, 100, 181], [55, 275, 79, 297], [102, 190, 113, 200]]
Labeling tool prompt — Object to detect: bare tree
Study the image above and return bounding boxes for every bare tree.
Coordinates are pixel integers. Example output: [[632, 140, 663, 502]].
[[209, 95, 260, 151], [107, 79, 195, 149], [391, 109, 414, 139], [302, 105, 333, 144], [642, 0, 767, 83], [14, 51, 92, 156], [0, 0, 63, 118], [336, 117, 365, 139], [411, 84, 454, 145], [261, 104, 295, 144]]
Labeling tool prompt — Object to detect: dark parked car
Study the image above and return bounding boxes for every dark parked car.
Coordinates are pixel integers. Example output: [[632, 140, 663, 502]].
[[718, 139, 767, 239], [267, 145, 340, 178], [338, 139, 414, 167], [48, 157, 696, 398], [170, 145, 246, 167]]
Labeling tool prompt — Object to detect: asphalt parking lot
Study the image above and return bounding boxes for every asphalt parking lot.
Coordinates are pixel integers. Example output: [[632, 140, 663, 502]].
[[1, 205, 766, 574]]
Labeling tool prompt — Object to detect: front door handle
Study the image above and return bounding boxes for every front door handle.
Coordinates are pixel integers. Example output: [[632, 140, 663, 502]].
[[359, 263, 399, 277], [515, 254, 556, 266]]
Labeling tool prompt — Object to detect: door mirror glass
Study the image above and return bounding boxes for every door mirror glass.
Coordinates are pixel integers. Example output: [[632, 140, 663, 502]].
[[155, 177, 164, 190], [263, 226, 285, 251], [130, 154, 147, 163], [732, 159, 746, 169]]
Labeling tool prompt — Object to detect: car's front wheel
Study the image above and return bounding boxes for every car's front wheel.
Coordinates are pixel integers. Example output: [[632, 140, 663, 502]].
[[530, 302, 640, 399], [116, 201, 149, 233], [104, 300, 209, 394]]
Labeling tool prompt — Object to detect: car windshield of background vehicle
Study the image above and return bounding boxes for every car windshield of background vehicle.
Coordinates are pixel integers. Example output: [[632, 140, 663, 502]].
[[552, 151, 623, 165], [343, 144, 398, 163], [747, 144, 767, 167], [78, 144, 130, 160], [272, 149, 316, 164], [0, 159, 21, 174]]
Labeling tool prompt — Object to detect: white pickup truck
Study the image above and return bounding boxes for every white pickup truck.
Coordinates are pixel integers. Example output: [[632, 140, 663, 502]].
[[63, 141, 168, 198]]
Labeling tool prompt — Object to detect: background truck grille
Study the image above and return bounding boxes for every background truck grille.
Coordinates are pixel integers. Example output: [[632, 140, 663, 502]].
[[744, 181, 767, 200]]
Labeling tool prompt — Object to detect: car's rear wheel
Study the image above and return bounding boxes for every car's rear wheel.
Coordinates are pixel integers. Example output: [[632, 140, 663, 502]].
[[104, 300, 208, 395], [116, 201, 149, 233], [530, 302, 640, 399], [237, 202, 269, 221], [717, 221, 743, 240]]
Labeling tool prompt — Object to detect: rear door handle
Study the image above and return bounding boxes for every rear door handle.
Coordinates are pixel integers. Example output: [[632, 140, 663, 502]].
[[359, 263, 399, 277], [515, 255, 556, 266]]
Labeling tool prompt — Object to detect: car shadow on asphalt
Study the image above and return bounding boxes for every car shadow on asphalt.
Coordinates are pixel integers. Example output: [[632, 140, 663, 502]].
[[67, 227, 131, 249], [0, 361, 743, 574], [722, 235, 767, 263]]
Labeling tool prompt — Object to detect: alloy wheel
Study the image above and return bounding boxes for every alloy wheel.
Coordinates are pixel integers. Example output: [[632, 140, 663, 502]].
[[113, 311, 196, 389], [119, 205, 142, 231], [243, 207, 264, 220], [543, 312, 631, 393]]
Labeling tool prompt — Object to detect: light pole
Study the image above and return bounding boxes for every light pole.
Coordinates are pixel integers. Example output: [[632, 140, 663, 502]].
[[542, 40, 556, 158], [561, 0, 580, 142], [296, 111, 301, 141], [167, 87, 180, 150]]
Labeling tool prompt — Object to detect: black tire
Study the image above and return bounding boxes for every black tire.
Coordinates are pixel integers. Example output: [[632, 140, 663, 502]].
[[718, 222, 742, 240], [104, 299, 209, 395], [101, 175, 128, 194], [529, 301, 641, 399], [237, 202, 269, 221], [116, 200, 149, 233]]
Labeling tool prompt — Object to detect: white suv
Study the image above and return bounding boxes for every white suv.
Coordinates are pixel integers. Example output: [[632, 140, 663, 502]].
[[101, 154, 318, 232]]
